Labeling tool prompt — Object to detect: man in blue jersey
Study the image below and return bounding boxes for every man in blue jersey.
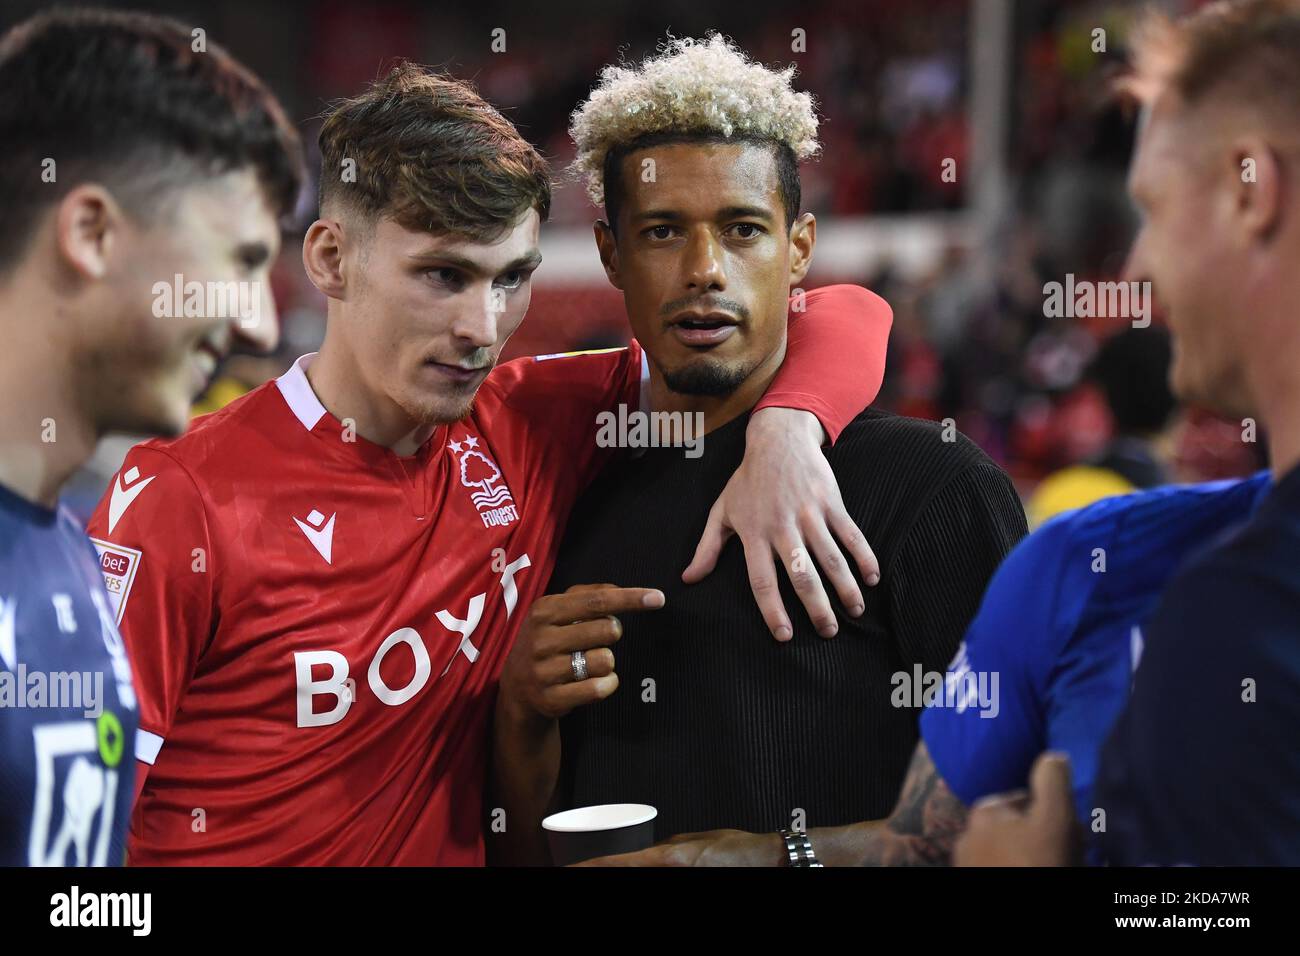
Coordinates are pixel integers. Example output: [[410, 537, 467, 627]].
[[574, 472, 1268, 866], [918, 473, 1268, 865], [0, 10, 302, 865], [957, 0, 1300, 867]]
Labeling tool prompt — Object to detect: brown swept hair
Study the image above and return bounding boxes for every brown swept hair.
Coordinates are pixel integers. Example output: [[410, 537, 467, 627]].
[[318, 62, 551, 242], [0, 7, 304, 273]]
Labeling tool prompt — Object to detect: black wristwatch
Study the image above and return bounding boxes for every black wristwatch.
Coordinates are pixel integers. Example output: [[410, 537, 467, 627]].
[[778, 828, 824, 867]]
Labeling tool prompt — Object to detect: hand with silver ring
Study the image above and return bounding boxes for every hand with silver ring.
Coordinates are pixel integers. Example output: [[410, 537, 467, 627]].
[[571, 649, 589, 682], [497, 584, 665, 722]]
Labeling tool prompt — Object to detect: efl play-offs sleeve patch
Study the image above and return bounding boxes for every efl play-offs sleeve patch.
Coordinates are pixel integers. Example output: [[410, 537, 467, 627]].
[[90, 538, 143, 626]]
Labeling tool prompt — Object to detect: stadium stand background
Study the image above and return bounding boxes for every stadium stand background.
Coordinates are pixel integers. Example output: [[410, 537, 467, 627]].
[[0, 0, 1261, 518]]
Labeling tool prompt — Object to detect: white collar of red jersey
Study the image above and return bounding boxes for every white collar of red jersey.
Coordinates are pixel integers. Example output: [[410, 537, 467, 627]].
[[276, 353, 327, 432], [273, 352, 448, 466], [275, 349, 653, 445]]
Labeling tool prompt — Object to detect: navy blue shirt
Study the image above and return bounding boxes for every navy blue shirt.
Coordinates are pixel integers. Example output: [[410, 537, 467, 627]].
[[922, 473, 1269, 859], [1095, 463, 1300, 865], [0, 482, 137, 866]]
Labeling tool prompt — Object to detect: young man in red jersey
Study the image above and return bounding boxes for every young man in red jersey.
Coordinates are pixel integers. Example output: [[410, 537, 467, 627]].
[[87, 64, 891, 865]]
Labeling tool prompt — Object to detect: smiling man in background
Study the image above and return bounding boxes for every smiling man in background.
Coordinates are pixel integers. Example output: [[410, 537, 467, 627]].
[[0, 8, 302, 866]]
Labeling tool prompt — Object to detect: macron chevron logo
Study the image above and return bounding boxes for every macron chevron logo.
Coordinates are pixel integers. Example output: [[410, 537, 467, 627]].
[[293, 509, 336, 564], [108, 466, 156, 534]]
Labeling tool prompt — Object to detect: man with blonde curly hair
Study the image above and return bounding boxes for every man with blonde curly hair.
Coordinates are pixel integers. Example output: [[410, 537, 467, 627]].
[[491, 35, 1026, 866]]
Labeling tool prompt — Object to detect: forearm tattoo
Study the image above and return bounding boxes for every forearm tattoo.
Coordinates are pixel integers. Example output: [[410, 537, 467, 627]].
[[859, 743, 968, 866]]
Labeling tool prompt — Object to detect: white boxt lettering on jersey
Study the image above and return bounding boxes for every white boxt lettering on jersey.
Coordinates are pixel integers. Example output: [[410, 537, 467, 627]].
[[437, 594, 485, 677], [293, 552, 530, 729], [369, 627, 433, 704], [497, 553, 531, 617], [294, 651, 350, 729]]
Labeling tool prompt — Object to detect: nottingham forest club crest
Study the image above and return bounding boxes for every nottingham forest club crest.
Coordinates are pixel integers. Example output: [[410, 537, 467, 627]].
[[447, 434, 519, 529]]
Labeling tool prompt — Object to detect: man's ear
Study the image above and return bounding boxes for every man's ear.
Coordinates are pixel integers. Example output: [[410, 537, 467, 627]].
[[302, 218, 348, 300], [55, 184, 121, 281], [593, 220, 623, 291], [787, 212, 816, 287], [1232, 136, 1283, 243]]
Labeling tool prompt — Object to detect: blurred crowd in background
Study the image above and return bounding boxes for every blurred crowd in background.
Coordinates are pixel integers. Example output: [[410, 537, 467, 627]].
[[7, 0, 1259, 520]]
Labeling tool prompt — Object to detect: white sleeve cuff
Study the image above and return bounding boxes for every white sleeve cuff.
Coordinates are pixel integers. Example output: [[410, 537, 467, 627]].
[[135, 728, 164, 765]]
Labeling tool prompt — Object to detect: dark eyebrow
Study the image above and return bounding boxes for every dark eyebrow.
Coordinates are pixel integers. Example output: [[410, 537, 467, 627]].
[[716, 205, 776, 223], [632, 209, 683, 223], [407, 249, 543, 276], [632, 206, 776, 224]]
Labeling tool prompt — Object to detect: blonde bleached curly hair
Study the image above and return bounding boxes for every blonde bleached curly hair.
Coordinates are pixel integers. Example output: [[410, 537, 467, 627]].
[[569, 33, 820, 208]]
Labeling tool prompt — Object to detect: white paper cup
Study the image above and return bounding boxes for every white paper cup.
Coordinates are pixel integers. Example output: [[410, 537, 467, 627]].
[[542, 803, 657, 865]]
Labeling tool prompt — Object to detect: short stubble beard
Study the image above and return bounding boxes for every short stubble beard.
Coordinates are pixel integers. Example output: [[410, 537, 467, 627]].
[[662, 357, 756, 396]]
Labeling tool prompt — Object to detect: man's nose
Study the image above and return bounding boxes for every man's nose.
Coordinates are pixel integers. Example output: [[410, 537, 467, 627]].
[[449, 288, 501, 348], [682, 229, 726, 292]]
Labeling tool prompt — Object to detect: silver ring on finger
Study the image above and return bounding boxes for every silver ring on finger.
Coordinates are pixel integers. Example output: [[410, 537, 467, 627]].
[[571, 649, 589, 682]]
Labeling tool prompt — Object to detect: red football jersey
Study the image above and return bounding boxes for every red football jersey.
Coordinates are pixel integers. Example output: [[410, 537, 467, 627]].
[[85, 286, 891, 865]]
